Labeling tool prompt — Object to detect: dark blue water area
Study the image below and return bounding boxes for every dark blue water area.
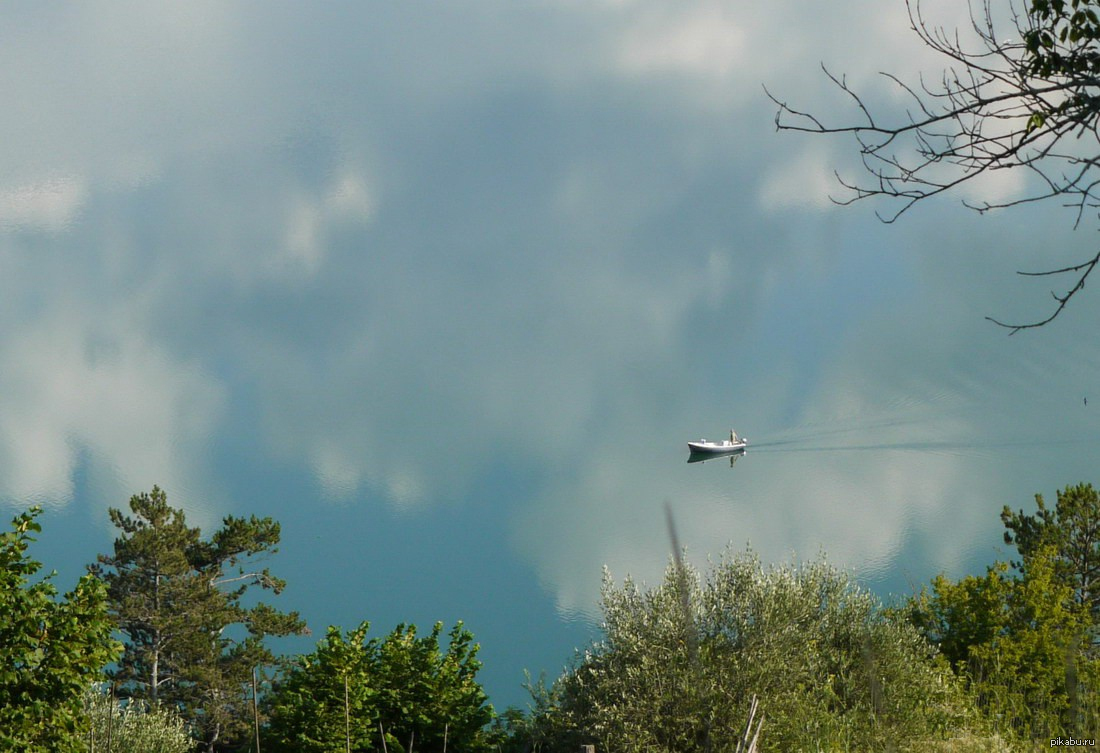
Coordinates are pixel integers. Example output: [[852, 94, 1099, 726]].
[[200, 420, 595, 711], [263, 483, 595, 712]]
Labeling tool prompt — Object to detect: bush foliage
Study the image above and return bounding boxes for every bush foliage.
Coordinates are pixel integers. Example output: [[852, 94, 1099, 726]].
[[84, 685, 195, 753], [527, 551, 981, 753]]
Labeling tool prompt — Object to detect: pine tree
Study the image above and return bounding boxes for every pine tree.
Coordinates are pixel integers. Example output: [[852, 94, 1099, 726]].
[[1002, 482, 1100, 623], [91, 486, 307, 752]]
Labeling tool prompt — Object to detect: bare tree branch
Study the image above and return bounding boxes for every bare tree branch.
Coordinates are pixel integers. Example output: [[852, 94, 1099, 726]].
[[769, 0, 1100, 331]]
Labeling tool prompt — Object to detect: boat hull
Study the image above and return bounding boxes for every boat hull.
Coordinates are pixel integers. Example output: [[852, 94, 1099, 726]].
[[687, 441, 747, 454]]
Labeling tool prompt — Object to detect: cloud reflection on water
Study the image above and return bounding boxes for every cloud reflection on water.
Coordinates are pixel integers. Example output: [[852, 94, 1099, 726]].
[[1, 0, 1099, 706]]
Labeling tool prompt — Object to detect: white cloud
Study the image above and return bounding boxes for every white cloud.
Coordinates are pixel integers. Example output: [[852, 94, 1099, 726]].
[[0, 307, 225, 519], [0, 176, 86, 231], [311, 440, 367, 502], [758, 144, 840, 211], [604, 0, 969, 115], [616, 3, 746, 80], [326, 172, 375, 219], [281, 169, 376, 276]]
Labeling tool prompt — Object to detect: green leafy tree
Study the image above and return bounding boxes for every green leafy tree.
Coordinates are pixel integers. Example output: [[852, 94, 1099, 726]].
[[909, 546, 1099, 740], [0, 507, 119, 752], [533, 550, 978, 753], [909, 483, 1100, 740], [265, 623, 378, 753], [908, 563, 1014, 673], [265, 620, 495, 753], [771, 0, 1100, 330], [90, 486, 307, 752], [373, 621, 493, 752]]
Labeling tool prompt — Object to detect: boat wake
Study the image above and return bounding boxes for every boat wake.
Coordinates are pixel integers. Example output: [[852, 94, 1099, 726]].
[[750, 435, 1098, 458]]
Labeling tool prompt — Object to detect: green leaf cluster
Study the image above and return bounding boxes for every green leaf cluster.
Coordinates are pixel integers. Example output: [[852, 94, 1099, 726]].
[[264, 620, 494, 753], [0, 507, 120, 752], [1025, 0, 1100, 130], [1028, 0, 1100, 65]]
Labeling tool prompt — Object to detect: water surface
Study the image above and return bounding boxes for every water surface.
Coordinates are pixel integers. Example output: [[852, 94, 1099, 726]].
[[5, 2, 1100, 710]]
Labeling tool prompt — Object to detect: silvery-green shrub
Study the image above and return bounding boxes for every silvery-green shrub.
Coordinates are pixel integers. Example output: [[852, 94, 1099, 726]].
[[549, 550, 980, 752], [84, 686, 194, 753]]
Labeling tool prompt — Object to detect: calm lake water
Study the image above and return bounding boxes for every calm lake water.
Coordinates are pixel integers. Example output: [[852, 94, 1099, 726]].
[[6, 3, 1100, 711]]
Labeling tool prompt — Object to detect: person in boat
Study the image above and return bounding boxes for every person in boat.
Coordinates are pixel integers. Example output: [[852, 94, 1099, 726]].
[[730, 430, 736, 443]]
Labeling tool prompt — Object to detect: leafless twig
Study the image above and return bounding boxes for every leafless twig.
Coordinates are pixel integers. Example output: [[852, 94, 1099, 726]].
[[768, 0, 1100, 332]]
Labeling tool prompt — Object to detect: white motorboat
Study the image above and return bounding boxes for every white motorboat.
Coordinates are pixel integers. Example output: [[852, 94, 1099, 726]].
[[688, 431, 747, 454]]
